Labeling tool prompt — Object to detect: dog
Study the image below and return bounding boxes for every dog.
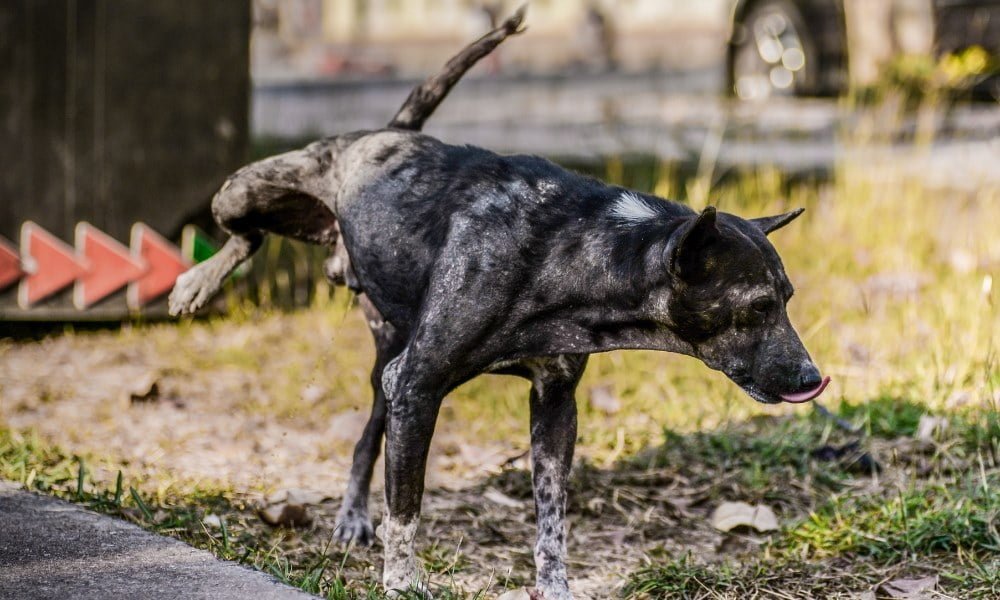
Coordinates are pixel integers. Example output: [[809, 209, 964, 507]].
[[169, 9, 830, 599]]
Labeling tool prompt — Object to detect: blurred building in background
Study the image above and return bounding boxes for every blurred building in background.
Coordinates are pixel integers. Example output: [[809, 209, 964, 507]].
[[252, 0, 998, 100], [251, 0, 731, 81]]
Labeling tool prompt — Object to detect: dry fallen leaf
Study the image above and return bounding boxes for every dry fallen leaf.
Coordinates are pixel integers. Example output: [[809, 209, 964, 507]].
[[496, 589, 532, 600], [202, 514, 222, 528], [483, 487, 525, 509], [880, 575, 938, 599], [588, 384, 622, 415], [127, 374, 160, 404], [710, 501, 779, 533], [258, 502, 312, 528], [915, 415, 948, 442]]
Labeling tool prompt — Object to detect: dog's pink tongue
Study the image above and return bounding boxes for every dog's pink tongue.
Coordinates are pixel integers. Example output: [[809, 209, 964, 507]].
[[779, 375, 831, 403]]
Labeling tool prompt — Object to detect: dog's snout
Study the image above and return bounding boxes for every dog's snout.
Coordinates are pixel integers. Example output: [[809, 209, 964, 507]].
[[799, 363, 822, 390]]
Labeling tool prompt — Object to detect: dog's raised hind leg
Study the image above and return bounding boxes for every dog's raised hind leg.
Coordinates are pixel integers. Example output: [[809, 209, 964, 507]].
[[169, 233, 262, 315], [527, 355, 588, 600], [168, 145, 337, 315]]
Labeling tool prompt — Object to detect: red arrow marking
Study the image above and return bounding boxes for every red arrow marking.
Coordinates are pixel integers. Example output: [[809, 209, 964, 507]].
[[127, 223, 190, 309], [0, 236, 23, 291], [73, 223, 147, 309], [18, 222, 88, 308]]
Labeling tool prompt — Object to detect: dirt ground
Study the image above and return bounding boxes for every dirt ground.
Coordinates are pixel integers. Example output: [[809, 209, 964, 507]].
[[1, 307, 866, 598], [0, 312, 719, 598]]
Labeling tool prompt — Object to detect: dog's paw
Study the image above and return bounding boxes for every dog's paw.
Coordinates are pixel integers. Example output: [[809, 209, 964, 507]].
[[534, 587, 573, 600], [384, 573, 432, 599], [168, 267, 221, 316], [333, 506, 375, 547]]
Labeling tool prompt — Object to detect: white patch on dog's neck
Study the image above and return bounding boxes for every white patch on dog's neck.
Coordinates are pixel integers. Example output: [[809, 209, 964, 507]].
[[610, 191, 660, 222]]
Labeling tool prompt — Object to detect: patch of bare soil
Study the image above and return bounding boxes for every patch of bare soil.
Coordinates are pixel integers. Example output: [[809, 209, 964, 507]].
[[253, 462, 744, 598], [0, 315, 520, 495]]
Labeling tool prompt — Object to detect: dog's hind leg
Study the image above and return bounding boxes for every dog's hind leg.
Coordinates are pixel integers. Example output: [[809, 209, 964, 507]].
[[169, 233, 263, 316], [527, 354, 588, 600], [334, 294, 403, 546], [377, 348, 452, 597], [169, 144, 337, 315]]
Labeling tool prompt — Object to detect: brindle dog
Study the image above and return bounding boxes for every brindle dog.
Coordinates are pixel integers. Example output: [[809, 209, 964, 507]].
[[169, 9, 829, 599]]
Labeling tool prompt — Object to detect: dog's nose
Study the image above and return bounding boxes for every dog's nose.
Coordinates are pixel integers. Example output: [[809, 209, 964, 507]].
[[799, 363, 822, 390]]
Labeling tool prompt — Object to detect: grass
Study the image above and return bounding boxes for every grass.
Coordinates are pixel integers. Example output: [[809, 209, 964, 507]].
[[786, 478, 1000, 561], [0, 428, 388, 599], [624, 404, 1000, 599], [3, 99, 1000, 597], [4, 393, 999, 598], [624, 554, 1000, 599]]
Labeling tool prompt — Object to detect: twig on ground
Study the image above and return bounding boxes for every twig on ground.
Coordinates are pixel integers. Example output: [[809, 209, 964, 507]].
[[812, 401, 861, 433]]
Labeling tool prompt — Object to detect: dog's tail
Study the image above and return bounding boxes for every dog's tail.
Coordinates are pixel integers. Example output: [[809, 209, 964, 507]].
[[387, 5, 527, 131]]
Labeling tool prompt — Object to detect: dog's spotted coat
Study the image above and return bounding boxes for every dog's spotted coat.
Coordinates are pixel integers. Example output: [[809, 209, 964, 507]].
[[168, 11, 826, 599]]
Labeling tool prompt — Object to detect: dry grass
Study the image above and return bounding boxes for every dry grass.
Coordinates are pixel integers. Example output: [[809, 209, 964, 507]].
[[1, 121, 999, 598]]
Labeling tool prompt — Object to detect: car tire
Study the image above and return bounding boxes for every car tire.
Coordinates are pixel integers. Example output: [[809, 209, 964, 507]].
[[728, 0, 844, 99]]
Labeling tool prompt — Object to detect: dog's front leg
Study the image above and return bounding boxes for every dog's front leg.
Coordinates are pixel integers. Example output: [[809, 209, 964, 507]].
[[378, 350, 444, 598], [528, 355, 587, 600]]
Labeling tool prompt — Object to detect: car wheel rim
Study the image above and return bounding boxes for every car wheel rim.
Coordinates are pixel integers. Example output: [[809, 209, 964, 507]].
[[734, 5, 809, 100]]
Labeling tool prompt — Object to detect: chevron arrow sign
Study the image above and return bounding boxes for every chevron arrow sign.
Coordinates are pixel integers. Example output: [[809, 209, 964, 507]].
[[74, 223, 147, 309], [128, 224, 191, 310], [2, 222, 197, 311], [19, 222, 88, 308], [0, 237, 22, 291]]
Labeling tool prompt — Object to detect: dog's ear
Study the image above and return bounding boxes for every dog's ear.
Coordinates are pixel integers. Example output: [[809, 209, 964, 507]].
[[750, 208, 805, 235], [668, 206, 719, 281]]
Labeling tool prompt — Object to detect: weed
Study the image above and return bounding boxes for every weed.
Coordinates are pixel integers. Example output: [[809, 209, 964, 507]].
[[837, 395, 928, 438]]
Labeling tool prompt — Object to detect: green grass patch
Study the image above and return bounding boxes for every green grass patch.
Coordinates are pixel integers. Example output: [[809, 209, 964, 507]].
[[0, 429, 387, 599], [625, 404, 1000, 598], [837, 395, 928, 438], [624, 555, 839, 599], [783, 478, 1000, 561], [624, 553, 1000, 599], [634, 413, 858, 508]]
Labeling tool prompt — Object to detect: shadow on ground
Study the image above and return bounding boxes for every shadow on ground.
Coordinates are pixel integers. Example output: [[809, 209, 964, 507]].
[[131, 401, 994, 599]]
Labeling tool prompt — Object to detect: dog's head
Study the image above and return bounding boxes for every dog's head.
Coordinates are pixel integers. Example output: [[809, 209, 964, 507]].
[[663, 206, 828, 404]]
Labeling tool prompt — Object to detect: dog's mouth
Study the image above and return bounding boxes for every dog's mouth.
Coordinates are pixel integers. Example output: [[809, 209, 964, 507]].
[[737, 375, 831, 405], [778, 376, 831, 403]]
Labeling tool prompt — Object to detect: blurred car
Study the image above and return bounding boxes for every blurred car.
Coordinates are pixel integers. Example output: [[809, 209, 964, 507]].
[[726, 0, 1000, 99]]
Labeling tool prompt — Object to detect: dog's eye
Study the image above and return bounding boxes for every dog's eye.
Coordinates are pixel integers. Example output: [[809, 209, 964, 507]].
[[750, 298, 775, 314]]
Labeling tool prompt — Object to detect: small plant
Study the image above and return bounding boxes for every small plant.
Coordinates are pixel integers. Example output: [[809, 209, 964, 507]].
[[836, 395, 928, 438], [856, 46, 997, 109]]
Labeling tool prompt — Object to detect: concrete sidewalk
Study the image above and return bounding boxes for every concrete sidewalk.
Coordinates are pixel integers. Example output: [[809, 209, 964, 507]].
[[0, 482, 317, 600]]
